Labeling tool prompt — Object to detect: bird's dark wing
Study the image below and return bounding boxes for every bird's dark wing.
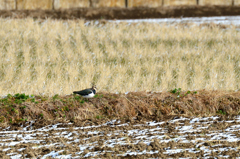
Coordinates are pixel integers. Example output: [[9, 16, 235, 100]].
[[73, 89, 92, 96]]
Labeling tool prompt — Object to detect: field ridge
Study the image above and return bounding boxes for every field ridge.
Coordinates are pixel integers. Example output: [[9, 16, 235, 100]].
[[1, 90, 240, 128], [1, 6, 240, 19]]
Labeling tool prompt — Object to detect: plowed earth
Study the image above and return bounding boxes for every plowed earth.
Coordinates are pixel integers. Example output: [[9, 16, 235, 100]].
[[1, 6, 240, 20], [0, 116, 240, 158]]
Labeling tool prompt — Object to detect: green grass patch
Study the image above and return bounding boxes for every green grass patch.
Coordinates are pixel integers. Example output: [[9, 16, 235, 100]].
[[216, 109, 227, 115]]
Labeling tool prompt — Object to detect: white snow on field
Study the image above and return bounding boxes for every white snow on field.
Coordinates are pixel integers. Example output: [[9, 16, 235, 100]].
[[0, 116, 240, 158], [108, 16, 240, 26]]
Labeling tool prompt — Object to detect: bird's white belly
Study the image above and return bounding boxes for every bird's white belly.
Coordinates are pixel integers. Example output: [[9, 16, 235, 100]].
[[83, 92, 95, 98]]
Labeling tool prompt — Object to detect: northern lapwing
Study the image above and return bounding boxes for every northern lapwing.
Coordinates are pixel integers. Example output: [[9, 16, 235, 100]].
[[73, 86, 97, 98]]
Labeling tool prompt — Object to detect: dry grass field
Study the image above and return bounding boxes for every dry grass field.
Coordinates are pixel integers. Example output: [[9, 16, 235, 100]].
[[0, 19, 240, 96]]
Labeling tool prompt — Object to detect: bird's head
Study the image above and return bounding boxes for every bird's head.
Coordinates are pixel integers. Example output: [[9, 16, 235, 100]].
[[92, 85, 97, 90]]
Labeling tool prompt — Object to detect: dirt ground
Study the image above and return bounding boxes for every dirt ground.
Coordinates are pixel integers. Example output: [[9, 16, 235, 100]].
[[0, 6, 240, 20], [0, 115, 240, 158]]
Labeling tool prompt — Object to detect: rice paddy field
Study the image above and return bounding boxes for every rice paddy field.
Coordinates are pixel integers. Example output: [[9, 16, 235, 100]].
[[1, 116, 240, 158], [0, 18, 240, 96], [1, 17, 240, 158]]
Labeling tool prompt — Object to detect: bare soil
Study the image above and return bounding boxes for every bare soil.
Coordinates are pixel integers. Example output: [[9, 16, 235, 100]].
[[0, 115, 240, 158], [0, 6, 240, 20]]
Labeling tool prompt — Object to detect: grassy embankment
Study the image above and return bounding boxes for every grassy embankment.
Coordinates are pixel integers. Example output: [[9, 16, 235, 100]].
[[1, 90, 240, 126], [0, 19, 240, 125]]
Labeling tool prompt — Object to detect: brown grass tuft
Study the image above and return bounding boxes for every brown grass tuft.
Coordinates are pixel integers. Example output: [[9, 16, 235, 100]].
[[1, 90, 240, 127]]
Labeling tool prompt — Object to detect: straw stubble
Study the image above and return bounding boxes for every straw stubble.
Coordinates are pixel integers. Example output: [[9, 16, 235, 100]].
[[0, 19, 239, 96]]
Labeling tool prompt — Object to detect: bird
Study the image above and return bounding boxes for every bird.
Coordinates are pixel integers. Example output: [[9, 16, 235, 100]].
[[73, 85, 97, 98]]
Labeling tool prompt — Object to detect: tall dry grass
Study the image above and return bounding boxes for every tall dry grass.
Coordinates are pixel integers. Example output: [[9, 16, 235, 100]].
[[0, 19, 240, 96]]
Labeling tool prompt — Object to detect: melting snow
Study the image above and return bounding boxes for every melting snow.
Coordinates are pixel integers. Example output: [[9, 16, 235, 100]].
[[0, 116, 240, 158]]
